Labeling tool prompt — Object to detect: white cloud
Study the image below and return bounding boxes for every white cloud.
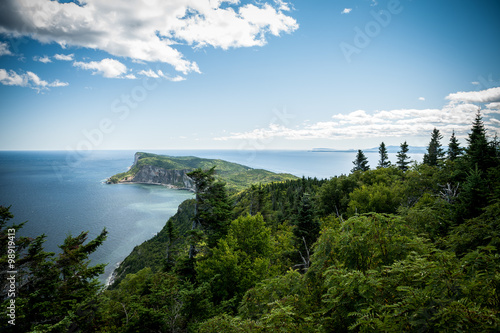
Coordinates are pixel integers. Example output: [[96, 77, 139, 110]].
[[0, 68, 68, 91], [0, 0, 298, 75], [446, 86, 500, 103], [138, 69, 185, 82], [216, 88, 500, 142], [486, 102, 500, 110], [418, 97, 425, 101], [34, 55, 52, 63], [0, 42, 12, 56], [54, 53, 74, 61], [341, 8, 352, 14], [73, 58, 128, 78]]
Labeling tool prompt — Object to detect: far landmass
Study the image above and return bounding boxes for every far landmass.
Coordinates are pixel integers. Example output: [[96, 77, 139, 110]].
[[107, 152, 298, 192]]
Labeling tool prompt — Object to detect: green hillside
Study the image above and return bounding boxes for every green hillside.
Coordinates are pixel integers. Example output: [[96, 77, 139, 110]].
[[108, 152, 298, 192]]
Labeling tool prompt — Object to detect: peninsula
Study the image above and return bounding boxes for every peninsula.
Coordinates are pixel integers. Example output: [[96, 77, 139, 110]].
[[108, 152, 298, 192]]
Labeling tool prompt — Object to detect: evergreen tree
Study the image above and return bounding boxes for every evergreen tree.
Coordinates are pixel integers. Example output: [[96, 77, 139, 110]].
[[377, 142, 391, 168], [293, 193, 320, 270], [163, 219, 179, 272], [465, 110, 495, 172], [423, 128, 445, 166], [396, 141, 411, 171], [447, 130, 462, 160], [187, 167, 216, 259], [351, 149, 370, 173]]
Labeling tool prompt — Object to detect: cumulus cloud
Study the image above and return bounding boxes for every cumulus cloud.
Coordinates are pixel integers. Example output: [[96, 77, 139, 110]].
[[341, 8, 352, 14], [446, 86, 500, 103], [138, 68, 185, 81], [54, 53, 74, 61], [418, 97, 425, 101], [0, 42, 12, 56], [34, 55, 52, 63], [216, 88, 500, 142], [0, 0, 297, 74], [73, 58, 128, 78], [0, 68, 68, 91]]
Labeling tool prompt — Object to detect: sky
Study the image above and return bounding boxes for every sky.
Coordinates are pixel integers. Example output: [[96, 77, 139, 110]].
[[1, 0, 500, 152]]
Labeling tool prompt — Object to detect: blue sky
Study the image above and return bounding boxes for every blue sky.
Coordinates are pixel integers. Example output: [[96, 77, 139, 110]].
[[1, 0, 499, 151]]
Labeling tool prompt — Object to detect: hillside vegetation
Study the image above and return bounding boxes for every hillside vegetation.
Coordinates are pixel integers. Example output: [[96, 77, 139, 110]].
[[1, 111, 499, 332], [108, 152, 298, 192]]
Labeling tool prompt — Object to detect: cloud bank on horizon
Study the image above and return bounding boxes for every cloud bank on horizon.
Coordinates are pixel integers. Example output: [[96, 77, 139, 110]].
[[0, 0, 298, 85], [215, 86, 500, 142]]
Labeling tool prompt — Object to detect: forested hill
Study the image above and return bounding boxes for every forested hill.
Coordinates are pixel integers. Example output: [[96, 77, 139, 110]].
[[1, 111, 500, 332], [107, 152, 298, 192]]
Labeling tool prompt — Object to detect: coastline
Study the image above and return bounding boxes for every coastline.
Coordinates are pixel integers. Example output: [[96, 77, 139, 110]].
[[111, 179, 195, 192]]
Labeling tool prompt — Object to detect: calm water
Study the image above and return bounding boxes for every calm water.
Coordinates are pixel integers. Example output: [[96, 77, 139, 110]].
[[0, 149, 422, 283]]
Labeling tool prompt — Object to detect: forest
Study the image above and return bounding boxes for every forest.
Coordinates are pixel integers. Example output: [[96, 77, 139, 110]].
[[1, 111, 499, 332]]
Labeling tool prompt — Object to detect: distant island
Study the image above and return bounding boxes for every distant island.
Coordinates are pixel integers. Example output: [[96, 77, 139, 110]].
[[311, 145, 427, 153], [107, 152, 298, 192]]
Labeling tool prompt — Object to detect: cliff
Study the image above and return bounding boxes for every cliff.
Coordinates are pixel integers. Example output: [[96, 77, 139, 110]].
[[120, 165, 195, 190], [108, 152, 298, 192]]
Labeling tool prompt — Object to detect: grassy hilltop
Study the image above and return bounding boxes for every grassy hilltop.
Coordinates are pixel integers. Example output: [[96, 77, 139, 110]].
[[108, 152, 298, 192]]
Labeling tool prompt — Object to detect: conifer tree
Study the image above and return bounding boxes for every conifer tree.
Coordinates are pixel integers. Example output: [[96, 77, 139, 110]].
[[396, 141, 411, 171], [378, 142, 390, 168], [423, 128, 445, 166], [447, 130, 462, 160], [351, 149, 370, 173], [465, 110, 496, 172]]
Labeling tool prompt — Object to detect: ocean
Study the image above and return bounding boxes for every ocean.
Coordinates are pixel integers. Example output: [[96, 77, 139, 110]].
[[0, 149, 423, 283]]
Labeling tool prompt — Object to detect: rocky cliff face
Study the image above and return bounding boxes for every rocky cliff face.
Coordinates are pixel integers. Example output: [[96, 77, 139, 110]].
[[127, 165, 195, 190]]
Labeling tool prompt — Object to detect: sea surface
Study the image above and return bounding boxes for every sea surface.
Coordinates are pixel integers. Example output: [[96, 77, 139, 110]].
[[0, 149, 423, 283]]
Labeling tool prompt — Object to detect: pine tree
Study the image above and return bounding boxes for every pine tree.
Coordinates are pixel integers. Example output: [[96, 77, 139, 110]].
[[423, 128, 445, 166], [378, 142, 390, 168], [396, 141, 411, 171], [187, 167, 216, 259], [465, 110, 495, 172], [447, 130, 462, 161], [351, 149, 370, 173], [293, 193, 320, 270]]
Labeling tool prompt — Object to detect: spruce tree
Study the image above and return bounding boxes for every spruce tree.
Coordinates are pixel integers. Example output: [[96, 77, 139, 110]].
[[378, 142, 390, 168], [351, 149, 370, 173], [465, 110, 495, 172], [396, 141, 411, 171], [447, 130, 462, 161], [423, 128, 444, 166]]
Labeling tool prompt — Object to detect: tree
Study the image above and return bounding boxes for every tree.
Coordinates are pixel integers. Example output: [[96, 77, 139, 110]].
[[447, 130, 462, 160], [187, 167, 216, 259], [1, 205, 107, 332], [423, 128, 445, 166], [465, 110, 496, 172], [351, 149, 370, 173], [396, 141, 411, 171], [292, 193, 320, 270], [378, 142, 391, 168]]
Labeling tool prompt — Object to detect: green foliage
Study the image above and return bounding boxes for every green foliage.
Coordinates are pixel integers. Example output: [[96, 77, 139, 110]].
[[196, 214, 277, 308], [109, 152, 298, 192], [1, 206, 107, 332], [378, 142, 391, 168], [423, 128, 445, 166], [348, 183, 405, 215], [5, 114, 500, 332], [397, 141, 411, 171], [352, 149, 370, 172], [448, 130, 462, 160]]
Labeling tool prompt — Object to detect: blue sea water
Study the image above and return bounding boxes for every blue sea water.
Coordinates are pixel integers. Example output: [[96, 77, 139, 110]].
[[0, 149, 422, 283]]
